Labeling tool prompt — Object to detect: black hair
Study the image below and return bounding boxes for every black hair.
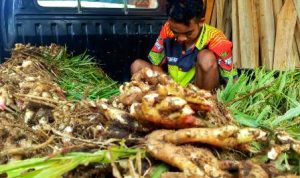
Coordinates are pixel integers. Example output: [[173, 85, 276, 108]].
[[166, 0, 205, 25]]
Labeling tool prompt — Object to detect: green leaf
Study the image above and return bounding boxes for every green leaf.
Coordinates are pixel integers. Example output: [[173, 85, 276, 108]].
[[150, 163, 169, 178], [233, 111, 258, 127], [0, 147, 143, 178], [272, 105, 300, 126], [0, 158, 48, 172], [256, 105, 271, 123]]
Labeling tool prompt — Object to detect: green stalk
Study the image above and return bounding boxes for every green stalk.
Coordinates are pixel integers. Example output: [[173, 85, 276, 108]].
[[150, 163, 169, 178], [41, 48, 120, 100], [0, 147, 144, 178], [218, 68, 300, 173]]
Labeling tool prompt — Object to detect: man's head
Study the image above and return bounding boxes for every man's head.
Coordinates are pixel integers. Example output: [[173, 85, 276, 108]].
[[166, 0, 205, 46]]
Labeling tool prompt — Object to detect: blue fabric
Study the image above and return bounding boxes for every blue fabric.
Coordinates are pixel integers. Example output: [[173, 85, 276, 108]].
[[163, 38, 199, 72]]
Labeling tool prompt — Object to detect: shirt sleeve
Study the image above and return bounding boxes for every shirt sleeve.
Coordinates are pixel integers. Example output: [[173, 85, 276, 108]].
[[208, 32, 238, 79], [148, 21, 173, 66]]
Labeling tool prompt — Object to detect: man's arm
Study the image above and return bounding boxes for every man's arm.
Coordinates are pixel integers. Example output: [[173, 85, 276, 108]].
[[208, 31, 238, 81], [151, 64, 164, 73], [131, 21, 170, 75], [130, 59, 164, 75], [148, 21, 172, 66]]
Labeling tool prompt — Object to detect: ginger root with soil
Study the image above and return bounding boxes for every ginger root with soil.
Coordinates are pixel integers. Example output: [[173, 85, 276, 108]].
[[115, 67, 234, 129]]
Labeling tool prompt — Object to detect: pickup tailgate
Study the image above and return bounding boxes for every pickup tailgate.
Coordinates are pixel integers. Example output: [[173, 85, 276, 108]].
[[0, 0, 167, 81]]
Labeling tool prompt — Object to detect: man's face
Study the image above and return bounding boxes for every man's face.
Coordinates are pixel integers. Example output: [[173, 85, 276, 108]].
[[169, 19, 202, 47]]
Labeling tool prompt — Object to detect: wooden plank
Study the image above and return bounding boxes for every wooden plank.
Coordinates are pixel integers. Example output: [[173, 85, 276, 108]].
[[238, 0, 259, 68], [295, 20, 300, 56], [273, 0, 297, 70], [293, 0, 300, 56], [251, 0, 259, 67], [291, 0, 300, 67], [204, 0, 215, 24], [232, 0, 240, 67], [216, 0, 225, 31], [273, 0, 283, 17], [273, 0, 283, 27], [210, 1, 217, 27], [258, 0, 275, 69], [223, 0, 232, 39], [293, 0, 300, 19], [292, 38, 300, 68], [254, 0, 262, 67], [295, 20, 300, 68]]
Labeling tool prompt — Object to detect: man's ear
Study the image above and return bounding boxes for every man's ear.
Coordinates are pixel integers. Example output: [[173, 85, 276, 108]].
[[200, 17, 205, 23], [197, 18, 205, 28]]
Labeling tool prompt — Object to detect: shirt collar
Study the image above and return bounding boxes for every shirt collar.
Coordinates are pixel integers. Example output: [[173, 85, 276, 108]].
[[195, 23, 207, 50]]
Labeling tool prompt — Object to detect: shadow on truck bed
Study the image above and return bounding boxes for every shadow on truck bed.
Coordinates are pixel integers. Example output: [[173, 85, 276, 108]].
[[0, 0, 167, 82]]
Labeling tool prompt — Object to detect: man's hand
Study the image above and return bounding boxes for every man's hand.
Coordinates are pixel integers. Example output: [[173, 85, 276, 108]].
[[151, 65, 165, 74]]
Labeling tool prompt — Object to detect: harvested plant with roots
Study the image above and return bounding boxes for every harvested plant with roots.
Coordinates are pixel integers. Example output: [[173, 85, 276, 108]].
[[0, 44, 299, 178]]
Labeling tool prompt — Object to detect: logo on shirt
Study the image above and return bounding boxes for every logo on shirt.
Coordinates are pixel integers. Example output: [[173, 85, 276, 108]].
[[167, 56, 178, 63], [218, 57, 233, 71], [218, 57, 232, 65], [152, 37, 164, 53], [154, 41, 162, 50], [224, 57, 232, 65], [220, 52, 228, 58]]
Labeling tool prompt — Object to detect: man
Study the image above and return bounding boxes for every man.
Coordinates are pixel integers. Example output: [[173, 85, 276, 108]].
[[131, 0, 237, 91]]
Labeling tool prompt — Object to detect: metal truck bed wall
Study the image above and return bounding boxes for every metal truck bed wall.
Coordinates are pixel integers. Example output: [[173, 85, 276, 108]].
[[0, 0, 167, 82]]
